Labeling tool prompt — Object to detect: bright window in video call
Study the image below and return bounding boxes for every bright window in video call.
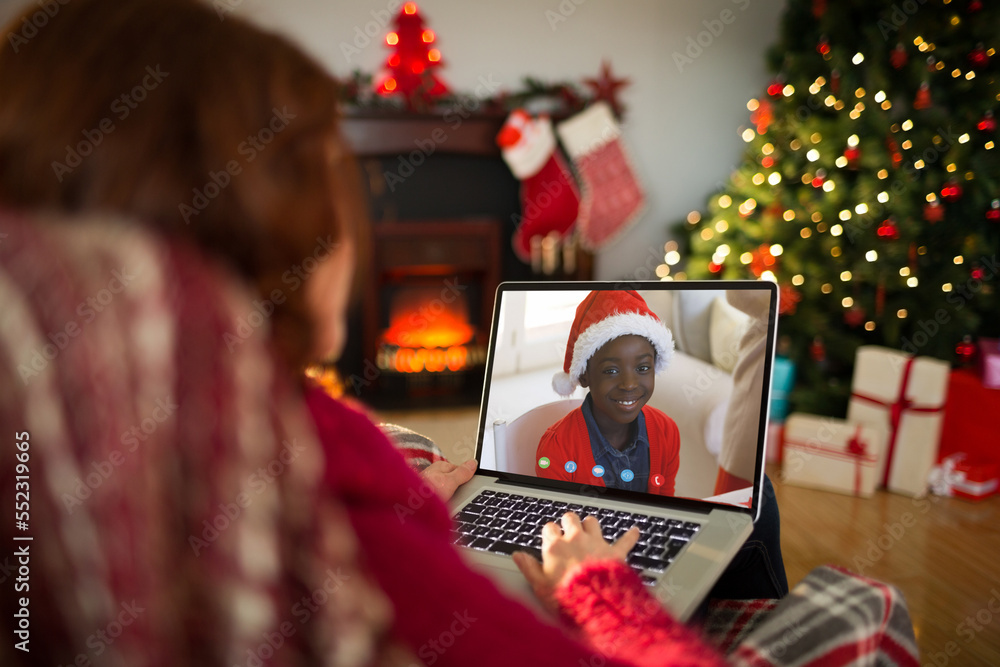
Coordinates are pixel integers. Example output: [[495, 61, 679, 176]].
[[481, 287, 771, 508]]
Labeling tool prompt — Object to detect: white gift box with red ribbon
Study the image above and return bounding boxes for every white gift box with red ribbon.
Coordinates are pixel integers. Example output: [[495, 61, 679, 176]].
[[781, 414, 885, 497], [929, 453, 1000, 502], [847, 346, 950, 497]]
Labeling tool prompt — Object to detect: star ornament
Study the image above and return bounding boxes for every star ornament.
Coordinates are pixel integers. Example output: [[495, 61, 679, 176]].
[[584, 60, 630, 119]]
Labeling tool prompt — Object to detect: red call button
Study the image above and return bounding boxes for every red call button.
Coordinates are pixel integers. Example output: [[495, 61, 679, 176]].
[[652, 474, 664, 487]]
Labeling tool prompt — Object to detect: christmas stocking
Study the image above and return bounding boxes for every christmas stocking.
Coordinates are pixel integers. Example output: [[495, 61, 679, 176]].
[[496, 110, 580, 263], [556, 101, 646, 249]]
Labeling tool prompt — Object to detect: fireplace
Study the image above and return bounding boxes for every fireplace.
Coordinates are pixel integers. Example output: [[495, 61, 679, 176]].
[[335, 110, 590, 407], [363, 218, 499, 407]]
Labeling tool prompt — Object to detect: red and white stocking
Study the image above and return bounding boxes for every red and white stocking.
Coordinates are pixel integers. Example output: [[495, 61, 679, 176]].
[[497, 110, 580, 263], [556, 101, 646, 249]]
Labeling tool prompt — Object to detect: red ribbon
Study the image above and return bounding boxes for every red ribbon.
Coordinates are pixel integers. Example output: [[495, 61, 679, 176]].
[[850, 355, 943, 488], [846, 426, 867, 495], [784, 427, 876, 495]]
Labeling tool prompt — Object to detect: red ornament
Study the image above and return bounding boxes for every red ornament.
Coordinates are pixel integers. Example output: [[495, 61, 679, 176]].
[[767, 79, 784, 97], [978, 111, 996, 132], [584, 60, 631, 119], [762, 156, 775, 168], [913, 82, 932, 109], [845, 307, 866, 328], [811, 168, 827, 188], [375, 3, 449, 109], [779, 284, 802, 315], [941, 181, 963, 202], [972, 267, 986, 280], [886, 136, 903, 168], [969, 44, 990, 69], [813, 0, 827, 18], [968, 0, 983, 11], [955, 335, 977, 366], [877, 218, 900, 239], [844, 145, 861, 168], [708, 261, 723, 274], [987, 199, 1000, 221], [751, 98, 774, 134], [749, 244, 776, 277], [891, 43, 908, 69], [924, 200, 945, 223], [810, 336, 826, 363], [817, 37, 831, 57]]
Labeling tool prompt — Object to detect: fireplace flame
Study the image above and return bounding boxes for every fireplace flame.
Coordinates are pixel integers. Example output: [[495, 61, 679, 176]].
[[380, 288, 476, 373]]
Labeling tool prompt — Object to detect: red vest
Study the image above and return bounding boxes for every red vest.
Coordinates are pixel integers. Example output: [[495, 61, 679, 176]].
[[535, 405, 680, 496]]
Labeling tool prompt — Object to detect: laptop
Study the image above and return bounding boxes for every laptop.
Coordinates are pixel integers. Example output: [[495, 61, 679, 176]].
[[449, 280, 778, 621]]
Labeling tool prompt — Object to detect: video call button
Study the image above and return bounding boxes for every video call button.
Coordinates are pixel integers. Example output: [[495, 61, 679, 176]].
[[652, 474, 664, 487], [538, 457, 550, 469]]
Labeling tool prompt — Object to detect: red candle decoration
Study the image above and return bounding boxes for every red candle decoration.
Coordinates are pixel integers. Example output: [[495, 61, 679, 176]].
[[375, 2, 449, 109]]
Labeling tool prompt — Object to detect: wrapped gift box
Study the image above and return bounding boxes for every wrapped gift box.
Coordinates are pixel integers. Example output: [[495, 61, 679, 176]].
[[939, 368, 1000, 463], [770, 357, 796, 422], [782, 413, 885, 497], [929, 453, 999, 502], [979, 338, 1000, 390], [846, 346, 949, 497]]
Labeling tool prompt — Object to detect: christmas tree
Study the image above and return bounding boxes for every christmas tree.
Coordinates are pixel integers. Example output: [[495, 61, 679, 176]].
[[375, 2, 449, 109], [671, 0, 1000, 416]]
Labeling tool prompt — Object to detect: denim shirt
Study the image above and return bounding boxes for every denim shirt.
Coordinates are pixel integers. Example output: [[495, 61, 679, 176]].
[[581, 393, 650, 492]]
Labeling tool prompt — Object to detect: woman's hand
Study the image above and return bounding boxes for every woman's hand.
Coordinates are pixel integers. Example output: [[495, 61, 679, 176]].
[[420, 459, 478, 501], [512, 513, 639, 609]]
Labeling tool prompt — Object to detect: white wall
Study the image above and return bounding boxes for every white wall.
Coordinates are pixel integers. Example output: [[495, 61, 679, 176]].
[[1, 0, 786, 279]]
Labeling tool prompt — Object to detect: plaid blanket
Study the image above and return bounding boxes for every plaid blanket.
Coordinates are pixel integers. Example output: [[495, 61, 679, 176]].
[[385, 429, 920, 667], [724, 566, 919, 666]]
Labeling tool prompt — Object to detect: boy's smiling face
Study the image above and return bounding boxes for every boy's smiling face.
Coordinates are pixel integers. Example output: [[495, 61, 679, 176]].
[[579, 334, 656, 427]]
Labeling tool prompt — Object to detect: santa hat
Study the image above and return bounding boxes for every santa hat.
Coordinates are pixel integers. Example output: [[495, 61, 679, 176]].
[[552, 290, 674, 397]]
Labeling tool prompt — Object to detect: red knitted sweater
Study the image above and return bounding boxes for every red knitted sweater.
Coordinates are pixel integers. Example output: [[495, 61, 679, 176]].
[[308, 387, 725, 667]]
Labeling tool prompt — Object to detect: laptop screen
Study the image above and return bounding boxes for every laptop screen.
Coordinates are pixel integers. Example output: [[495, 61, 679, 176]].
[[475, 281, 778, 520]]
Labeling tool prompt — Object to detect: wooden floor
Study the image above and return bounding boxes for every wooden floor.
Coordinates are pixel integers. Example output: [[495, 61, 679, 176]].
[[377, 406, 1000, 664], [768, 463, 1000, 666]]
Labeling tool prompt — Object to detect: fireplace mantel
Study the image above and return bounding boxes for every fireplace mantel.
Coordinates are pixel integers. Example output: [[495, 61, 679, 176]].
[[340, 110, 507, 158]]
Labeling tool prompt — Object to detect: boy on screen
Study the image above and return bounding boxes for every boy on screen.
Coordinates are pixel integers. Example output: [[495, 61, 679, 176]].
[[535, 290, 680, 495]]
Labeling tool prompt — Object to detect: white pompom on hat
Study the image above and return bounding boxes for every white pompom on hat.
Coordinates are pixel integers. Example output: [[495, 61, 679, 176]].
[[552, 290, 675, 397]]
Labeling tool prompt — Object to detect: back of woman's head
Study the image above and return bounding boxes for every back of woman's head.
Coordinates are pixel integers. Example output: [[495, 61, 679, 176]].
[[0, 0, 359, 368]]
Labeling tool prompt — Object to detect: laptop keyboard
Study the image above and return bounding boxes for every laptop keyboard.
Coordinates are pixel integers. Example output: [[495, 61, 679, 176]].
[[453, 489, 701, 585]]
